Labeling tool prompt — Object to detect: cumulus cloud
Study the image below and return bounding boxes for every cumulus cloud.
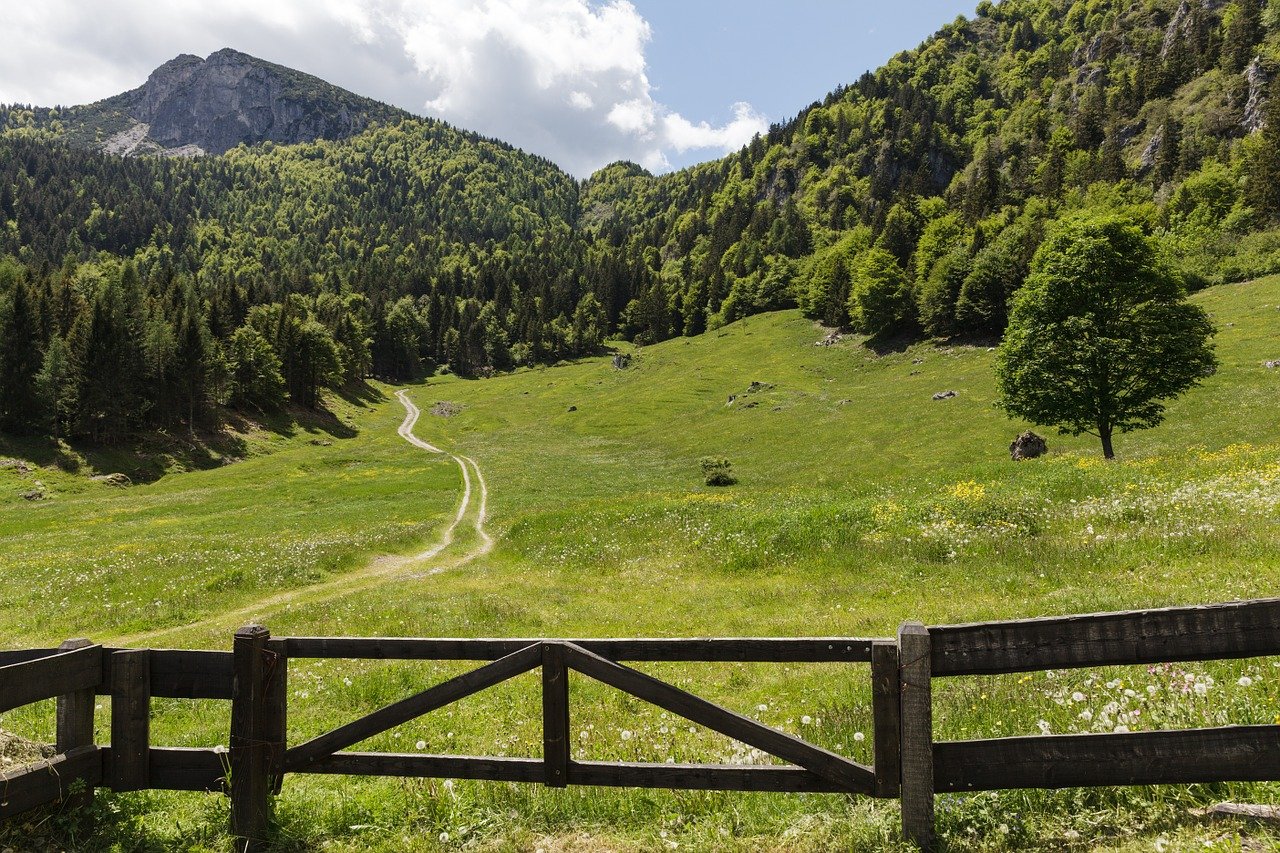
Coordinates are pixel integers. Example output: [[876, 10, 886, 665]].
[[0, 0, 768, 176]]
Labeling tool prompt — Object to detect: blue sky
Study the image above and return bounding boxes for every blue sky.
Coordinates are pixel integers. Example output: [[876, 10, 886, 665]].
[[1, 0, 981, 176], [640, 1, 978, 166]]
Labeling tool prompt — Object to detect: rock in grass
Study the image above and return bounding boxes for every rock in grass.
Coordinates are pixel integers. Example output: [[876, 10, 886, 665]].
[[1192, 802, 1280, 824], [92, 472, 133, 486], [1010, 431, 1048, 461], [815, 331, 842, 347], [932, 390, 957, 400], [1265, 360, 1280, 369], [431, 401, 463, 417]]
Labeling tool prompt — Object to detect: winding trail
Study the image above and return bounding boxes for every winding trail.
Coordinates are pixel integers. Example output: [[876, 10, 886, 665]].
[[112, 389, 491, 646]]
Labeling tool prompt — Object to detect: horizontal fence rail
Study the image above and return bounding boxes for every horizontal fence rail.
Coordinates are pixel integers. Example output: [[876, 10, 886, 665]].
[[281, 636, 875, 662], [930, 597, 1280, 676], [0, 597, 1276, 852]]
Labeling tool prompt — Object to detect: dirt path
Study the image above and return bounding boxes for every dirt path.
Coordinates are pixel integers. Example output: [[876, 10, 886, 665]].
[[112, 389, 491, 645]]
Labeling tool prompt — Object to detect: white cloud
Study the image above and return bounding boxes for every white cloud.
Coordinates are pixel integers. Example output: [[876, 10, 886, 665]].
[[0, 0, 768, 177], [664, 102, 769, 154]]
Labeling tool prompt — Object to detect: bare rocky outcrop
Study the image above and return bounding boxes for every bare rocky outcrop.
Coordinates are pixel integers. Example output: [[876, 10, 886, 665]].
[[91, 472, 132, 487], [1139, 128, 1165, 172], [1162, 0, 1228, 60], [430, 401, 463, 417], [815, 331, 843, 347], [95, 48, 404, 158], [0, 459, 32, 475], [1010, 431, 1048, 461], [1244, 58, 1272, 133]]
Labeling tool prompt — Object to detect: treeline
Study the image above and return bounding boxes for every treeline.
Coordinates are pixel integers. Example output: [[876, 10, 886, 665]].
[[3, 0, 1280, 441], [579, 0, 1280, 343]]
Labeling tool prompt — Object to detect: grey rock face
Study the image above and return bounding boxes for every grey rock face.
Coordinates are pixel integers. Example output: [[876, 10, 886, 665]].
[[1244, 58, 1271, 133], [113, 48, 399, 155]]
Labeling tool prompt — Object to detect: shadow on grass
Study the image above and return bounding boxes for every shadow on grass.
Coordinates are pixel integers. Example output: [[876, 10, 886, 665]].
[[863, 328, 1002, 357], [0, 381, 384, 483]]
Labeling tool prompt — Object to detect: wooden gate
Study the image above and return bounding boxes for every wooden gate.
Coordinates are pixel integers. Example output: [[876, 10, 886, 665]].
[[2, 598, 1279, 853]]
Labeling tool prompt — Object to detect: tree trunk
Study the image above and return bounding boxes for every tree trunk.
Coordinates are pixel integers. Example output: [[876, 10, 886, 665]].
[[1100, 428, 1115, 460]]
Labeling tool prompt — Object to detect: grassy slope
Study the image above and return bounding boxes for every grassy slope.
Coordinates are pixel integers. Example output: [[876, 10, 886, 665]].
[[0, 387, 461, 645], [1, 278, 1279, 851]]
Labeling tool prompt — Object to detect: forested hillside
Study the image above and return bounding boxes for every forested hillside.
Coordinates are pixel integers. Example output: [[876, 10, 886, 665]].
[[2, 0, 1279, 443]]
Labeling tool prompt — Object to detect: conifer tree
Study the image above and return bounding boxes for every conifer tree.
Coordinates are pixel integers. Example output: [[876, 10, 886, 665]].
[[1247, 78, 1280, 220], [0, 265, 42, 432]]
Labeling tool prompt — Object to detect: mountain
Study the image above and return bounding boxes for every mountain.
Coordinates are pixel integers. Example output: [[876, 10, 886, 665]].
[[39, 48, 409, 156], [1, 0, 1279, 442]]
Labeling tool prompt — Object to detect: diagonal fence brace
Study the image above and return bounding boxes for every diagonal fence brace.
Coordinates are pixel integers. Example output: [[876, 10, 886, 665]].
[[285, 643, 543, 771], [560, 642, 875, 795]]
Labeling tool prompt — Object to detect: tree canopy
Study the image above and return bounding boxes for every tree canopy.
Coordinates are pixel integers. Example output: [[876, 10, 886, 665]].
[[994, 215, 1217, 458]]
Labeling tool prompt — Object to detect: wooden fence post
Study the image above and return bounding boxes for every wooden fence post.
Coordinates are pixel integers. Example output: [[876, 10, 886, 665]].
[[542, 642, 570, 788], [898, 622, 934, 851], [231, 624, 272, 853], [56, 638, 97, 808], [107, 649, 150, 791], [264, 638, 288, 795], [871, 639, 901, 798]]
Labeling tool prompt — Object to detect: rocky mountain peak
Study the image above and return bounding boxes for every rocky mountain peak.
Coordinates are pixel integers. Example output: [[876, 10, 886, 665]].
[[94, 49, 407, 157]]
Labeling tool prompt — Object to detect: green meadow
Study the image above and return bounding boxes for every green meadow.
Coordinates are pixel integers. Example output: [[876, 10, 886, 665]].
[[3, 276, 1280, 851]]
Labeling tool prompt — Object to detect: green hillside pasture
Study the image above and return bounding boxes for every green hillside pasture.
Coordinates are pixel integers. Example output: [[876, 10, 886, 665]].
[[0, 388, 461, 644], [2, 279, 1280, 850]]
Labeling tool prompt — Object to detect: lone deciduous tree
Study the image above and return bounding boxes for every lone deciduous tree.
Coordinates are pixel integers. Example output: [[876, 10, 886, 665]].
[[995, 215, 1216, 459]]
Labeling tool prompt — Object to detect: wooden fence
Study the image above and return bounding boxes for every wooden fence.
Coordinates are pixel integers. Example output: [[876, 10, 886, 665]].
[[2, 597, 1278, 852]]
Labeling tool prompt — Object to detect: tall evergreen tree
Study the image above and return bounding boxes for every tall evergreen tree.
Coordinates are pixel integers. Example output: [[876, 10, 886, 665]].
[[0, 265, 42, 432], [1247, 78, 1280, 220]]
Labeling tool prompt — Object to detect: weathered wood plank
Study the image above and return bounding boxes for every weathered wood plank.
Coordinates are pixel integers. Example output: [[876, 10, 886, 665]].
[[284, 643, 543, 771], [871, 639, 901, 798], [296, 752, 544, 782], [571, 760, 849, 792], [149, 747, 227, 792], [562, 642, 874, 794], [282, 636, 874, 663], [293, 753, 848, 792], [107, 649, 150, 791], [55, 639, 98, 810], [0, 648, 59, 667], [149, 650, 234, 699], [934, 725, 1280, 792], [264, 639, 288, 794], [0, 746, 103, 818], [542, 642, 570, 788], [0, 644, 102, 714], [56, 640, 97, 753], [899, 622, 935, 851], [930, 598, 1280, 676], [230, 625, 272, 853]]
